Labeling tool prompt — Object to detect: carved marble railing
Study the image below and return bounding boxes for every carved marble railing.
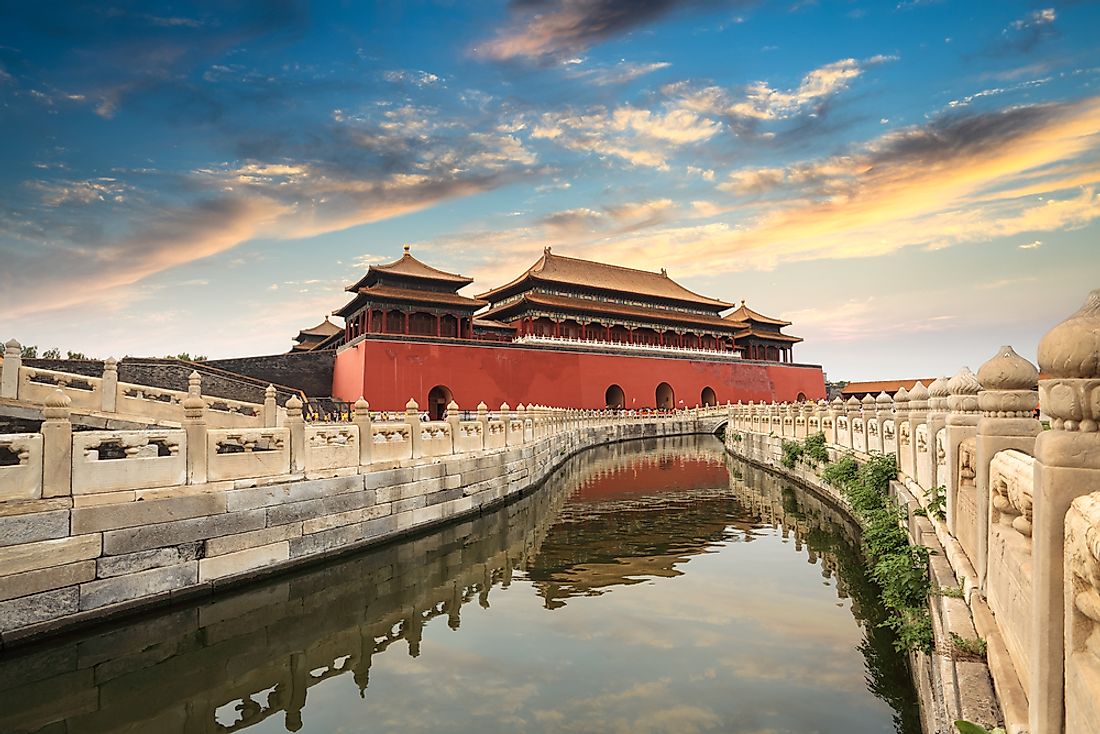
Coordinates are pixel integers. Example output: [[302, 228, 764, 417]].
[[0, 433, 42, 502], [0, 344, 270, 429], [72, 429, 187, 493], [724, 289, 1100, 734], [207, 428, 291, 482]]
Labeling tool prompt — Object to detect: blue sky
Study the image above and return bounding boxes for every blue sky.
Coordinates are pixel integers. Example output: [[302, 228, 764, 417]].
[[1, 1, 1098, 380]]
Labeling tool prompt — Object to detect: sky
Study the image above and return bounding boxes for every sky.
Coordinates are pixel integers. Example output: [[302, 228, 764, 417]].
[[1, 0, 1098, 381]]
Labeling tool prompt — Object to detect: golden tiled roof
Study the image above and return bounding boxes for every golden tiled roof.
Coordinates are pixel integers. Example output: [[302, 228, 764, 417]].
[[723, 300, 792, 326], [481, 292, 744, 332], [477, 248, 733, 310], [346, 245, 473, 292]]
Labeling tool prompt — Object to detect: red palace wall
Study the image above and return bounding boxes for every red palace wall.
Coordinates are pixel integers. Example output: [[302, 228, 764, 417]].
[[333, 337, 825, 411]]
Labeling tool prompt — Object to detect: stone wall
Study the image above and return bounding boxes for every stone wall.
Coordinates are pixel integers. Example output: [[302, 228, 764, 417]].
[[206, 351, 335, 398]]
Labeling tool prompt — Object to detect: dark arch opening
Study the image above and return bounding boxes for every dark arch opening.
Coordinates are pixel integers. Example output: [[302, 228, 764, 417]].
[[427, 385, 453, 421], [656, 382, 675, 410], [701, 386, 716, 407], [796, 392, 808, 402], [605, 384, 625, 410]]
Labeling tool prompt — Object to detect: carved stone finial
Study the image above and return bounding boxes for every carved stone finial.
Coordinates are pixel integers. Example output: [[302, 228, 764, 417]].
[[187, 371, 202, 396], [45, 388, 70, 409], [1038, 289, 1100, 379], [846, 396, 860, 408], [447, 399, 459, 411], [477, 401, 488, 411], [928, 376, 950, 399], [894, 386, 909, 403], [861, 393, 876, 408], [105, 357, 118, 369], [948, 367, 981, 396], [909, 381, 928, 401], [500, 402, 510, 411], [405, 397, 419, 410], [876, 390, 893, 405], [354, 396, 369, 411], [265, 384, 276, 398], [978, 345, 1039, 391], [286, 394, 303, 411], [4, 338, 19, 350], [831, 396, 844, 407]]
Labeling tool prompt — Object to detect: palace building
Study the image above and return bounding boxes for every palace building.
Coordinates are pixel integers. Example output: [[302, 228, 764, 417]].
[[304, 247, 822, 414]]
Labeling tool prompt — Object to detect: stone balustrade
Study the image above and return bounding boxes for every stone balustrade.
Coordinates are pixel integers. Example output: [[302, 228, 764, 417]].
[[724, 288, 1100, 734], [1, 343, 273, 429]]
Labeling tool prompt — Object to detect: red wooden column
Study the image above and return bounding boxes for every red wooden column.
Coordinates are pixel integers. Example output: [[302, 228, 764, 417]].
[[366, 309, 373, 334], [605, 325, 611, 341], [435, 315, 441, 337], [403, 312, 409, 335], [581, 323, 587, 340], [554, 320, 561, 338]]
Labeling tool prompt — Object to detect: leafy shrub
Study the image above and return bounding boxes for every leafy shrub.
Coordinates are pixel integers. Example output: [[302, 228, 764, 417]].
[[822, 455, 859, 488], [803, 431, 830, 464], [781, 440, 803, 469]]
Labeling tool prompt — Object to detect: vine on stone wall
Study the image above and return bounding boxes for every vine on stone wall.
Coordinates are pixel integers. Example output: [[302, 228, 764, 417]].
[[823, 452, 934, 653]]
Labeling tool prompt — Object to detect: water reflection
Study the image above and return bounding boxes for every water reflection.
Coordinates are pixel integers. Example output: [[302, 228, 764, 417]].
[[0, 436, 918, 734]]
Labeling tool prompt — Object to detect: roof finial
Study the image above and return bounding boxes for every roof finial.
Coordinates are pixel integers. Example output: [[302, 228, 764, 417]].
[[403, 243, 411, 254], [741, 298, 746, 305], [660, 267, 667, 277], [544, 246, 551, 255]]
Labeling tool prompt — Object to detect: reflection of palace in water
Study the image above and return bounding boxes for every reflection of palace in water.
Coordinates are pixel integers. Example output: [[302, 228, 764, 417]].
[[0, 436, 874, 734]]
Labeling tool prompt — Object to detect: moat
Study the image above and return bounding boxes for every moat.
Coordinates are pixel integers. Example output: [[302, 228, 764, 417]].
[[0, 435, 919, 734]]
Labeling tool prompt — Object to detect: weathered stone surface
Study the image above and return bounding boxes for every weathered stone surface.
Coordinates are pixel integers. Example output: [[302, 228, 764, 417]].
[[0, 587, 80, 632], [102, 510, 265, 555], [0, 561, 96, 603], [198, 541, 289, 582], [265, 498, 325, 526], [365, 466, 413, 490], [96, 545, 201, 579], [204, 522, 302, 557], [71, 492, 226, 534], [0, 510, 69, 547], [301, 504, 391, 535], [225, 475, 364, 512], [80, 563, 198, 610], [0, 534, 101, 577], [321, 489, 375, 514]]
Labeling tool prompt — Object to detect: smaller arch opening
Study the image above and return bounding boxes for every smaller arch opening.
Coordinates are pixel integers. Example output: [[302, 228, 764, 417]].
[[796, 392, 808, 402], [656, 382, 675, 410], [605, 384, 625, 410], [701, 386, 716, 406], [427, 385, 453, 421]]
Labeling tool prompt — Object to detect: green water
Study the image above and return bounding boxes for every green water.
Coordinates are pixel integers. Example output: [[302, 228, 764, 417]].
[[0, 435, 919, 734]]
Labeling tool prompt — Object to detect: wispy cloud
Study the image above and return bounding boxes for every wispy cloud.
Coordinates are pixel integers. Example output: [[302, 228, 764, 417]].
[[472, 1, 746, 63]]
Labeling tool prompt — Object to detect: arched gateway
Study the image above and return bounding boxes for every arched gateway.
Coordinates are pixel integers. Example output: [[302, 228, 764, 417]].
[[605, 384, 625, 410], [656, 382, 675, 410], [701, 386, 717, 406], [428, 385, 453, 421]]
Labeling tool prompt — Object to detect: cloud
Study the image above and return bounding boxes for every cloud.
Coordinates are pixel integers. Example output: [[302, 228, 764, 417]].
[[450, 96, 1100, 289], [986, 7, 1058, 56], [1, 108, 543, 318], [565, 60, 672, 86], [531, 103, 722, 169], [1018, 240, 1042, 250], [472, 1, 741, 63]]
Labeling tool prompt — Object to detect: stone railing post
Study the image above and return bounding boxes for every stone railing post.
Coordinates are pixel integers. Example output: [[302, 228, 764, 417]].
[[926, 376, 950, 490], [861, 393, 877, 451], [263, 385, 278, 427], [1030, 290, 1100, 734], [893, 387, 909, 466], [945, 367, 981, 538], [405, 398, 421, 458], [975, 345, 1040, 590], [353, 397, 371, 466], [286, 395, 305, 473], [906, 382, 929, 485], [477, 401, 489, 442], [517, 403, 529, 441], [446, 400, 461, 453], [827, 397, 843, 444], [1, 338, 21, 399], [846, 396, 861, 450], [41, 388, 73, 497], [182, 372, 207, 484], [101, 357, 118, 413]]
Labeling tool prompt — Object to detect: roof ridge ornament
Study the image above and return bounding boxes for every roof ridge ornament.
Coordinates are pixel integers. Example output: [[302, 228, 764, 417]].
[[403, 243, 411, 254]]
